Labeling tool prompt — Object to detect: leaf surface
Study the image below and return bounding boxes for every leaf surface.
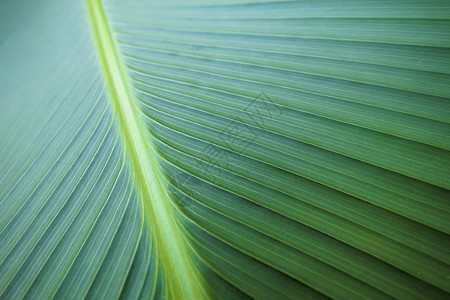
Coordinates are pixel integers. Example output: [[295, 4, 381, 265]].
[[0, 0, 449, 299]]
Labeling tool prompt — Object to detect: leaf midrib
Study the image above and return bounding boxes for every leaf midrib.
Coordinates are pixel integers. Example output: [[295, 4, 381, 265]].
[[85, 0, 206, 298]]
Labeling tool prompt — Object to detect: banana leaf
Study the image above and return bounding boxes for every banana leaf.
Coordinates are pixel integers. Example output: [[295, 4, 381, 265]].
[[0, 0, 449, 299]]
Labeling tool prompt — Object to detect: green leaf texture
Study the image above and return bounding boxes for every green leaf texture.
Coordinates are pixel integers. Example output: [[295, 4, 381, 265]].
[[0, 0, 449, 299]]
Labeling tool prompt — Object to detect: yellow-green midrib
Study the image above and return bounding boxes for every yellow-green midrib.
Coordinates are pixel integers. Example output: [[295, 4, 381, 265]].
[[85, 0, 208, 298]]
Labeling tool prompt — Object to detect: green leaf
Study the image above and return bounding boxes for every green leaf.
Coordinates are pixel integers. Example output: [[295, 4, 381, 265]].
[[1, 0, 449, 299]]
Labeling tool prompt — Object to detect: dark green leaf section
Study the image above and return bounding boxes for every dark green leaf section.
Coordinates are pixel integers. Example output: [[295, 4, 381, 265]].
[[105, 0, 450, 298]]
